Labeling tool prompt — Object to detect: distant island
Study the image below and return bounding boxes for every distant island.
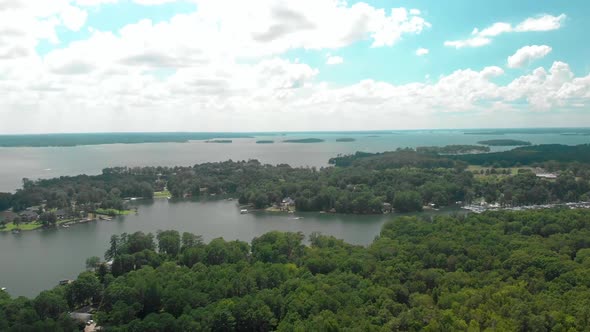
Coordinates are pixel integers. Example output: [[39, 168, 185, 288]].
[[256, 140, 275, 144], [464, 128, 590, 136], [416, 145, 490, 155], [478, 139, 532, 146], [205, 140, 232, 143], [283, 138, 325, 143], [335, 138, 356, 142]]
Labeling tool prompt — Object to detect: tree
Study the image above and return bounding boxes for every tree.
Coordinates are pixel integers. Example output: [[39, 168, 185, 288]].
[[157, 230, 181, 257], [86, 256, 101, 270], [393, 191, 423, 212], [33, 290, 68, 320], [65, 271, 102, 308]]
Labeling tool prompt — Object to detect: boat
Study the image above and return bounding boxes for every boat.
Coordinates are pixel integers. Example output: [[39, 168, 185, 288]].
[[11, 229, 20, 234], [62, 225, 70, 228], [1, 287, 6, 291], [240, 209, 248, 214]]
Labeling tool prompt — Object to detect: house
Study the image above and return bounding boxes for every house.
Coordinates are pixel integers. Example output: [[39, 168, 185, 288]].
[[281, 197, 295, 207], [19, 210, 39, 222], [55, 209, 68, 220], [382, 203, 392, 213], [533, 167, 558, 179]]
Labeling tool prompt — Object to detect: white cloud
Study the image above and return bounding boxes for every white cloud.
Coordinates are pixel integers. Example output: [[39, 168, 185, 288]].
[[326, 55, 344, 65], [1, 3, 589, 133], [415, 48, 429, 56], [133, 0, 177, 5], [478, 22, 512, 37], [507, 45, 552, 68], [444, 37, 491, 49], [75, 0, 118, 6], [515, 14, 566, 32], [445, 14, 565, 49], [60, 5, 87, 31]]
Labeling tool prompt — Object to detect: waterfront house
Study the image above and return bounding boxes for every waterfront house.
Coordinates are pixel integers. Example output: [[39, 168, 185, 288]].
[[55, 209, 68, 220], [19, 210, 39, 222], [281, 197, 295, 207]]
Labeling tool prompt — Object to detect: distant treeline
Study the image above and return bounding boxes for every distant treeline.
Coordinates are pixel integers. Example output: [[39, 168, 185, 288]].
[[416, 145, 490, 154], [454, 144, 590, 166], [0, 133, 255, 147], [477, 139, 531, 146], [282, 138, 324, 143], [4, 209, 590, 330]]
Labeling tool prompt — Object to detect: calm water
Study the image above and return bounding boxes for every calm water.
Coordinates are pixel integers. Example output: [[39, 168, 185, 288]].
[[1, 131, 588, 192], [0, 130, 588, 298], [0, 199, 460, 298]]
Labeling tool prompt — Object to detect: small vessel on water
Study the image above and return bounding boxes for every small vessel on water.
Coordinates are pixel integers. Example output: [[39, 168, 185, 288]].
[[62, 224, 70, 228], [1, 287, 6, 291], [11, 229, 20, 234], [240, 209, 248, 214]]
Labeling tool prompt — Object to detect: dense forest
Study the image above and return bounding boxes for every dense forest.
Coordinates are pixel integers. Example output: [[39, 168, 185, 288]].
[[2, 145, 590, 220], [3, 209, 590, 330], [454, 144, 590, 166], [477, 139, 532, 146]]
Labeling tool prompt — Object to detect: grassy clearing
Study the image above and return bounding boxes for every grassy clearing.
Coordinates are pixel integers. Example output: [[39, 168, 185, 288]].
[[95, 208, 133, 216], [1, 218, 78, 232], [468, 165, 534, 177], [154, 190, 171, 198], [1, 222, 42, 232]]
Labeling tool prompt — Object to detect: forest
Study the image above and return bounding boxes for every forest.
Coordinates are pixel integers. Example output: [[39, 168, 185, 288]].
[[2, 208, 590, 330], [2, 145, 590, 220]]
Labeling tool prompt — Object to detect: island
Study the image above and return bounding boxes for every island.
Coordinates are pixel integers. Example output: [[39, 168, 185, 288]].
[[335, 138, 356, 142], [282, 138, 325, 143], [256, 140, 275, 144], [477, 139, 532, 146], [205, 140, 233, 143]]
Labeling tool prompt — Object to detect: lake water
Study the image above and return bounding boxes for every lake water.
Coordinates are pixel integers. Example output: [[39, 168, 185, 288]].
[[0, 129, 589, 298], [1, 130, 588, 192], [0, 199, 460, 297]]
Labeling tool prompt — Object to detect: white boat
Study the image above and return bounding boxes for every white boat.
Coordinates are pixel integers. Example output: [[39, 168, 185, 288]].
[[240, 209, 248, 214], [1, 287, 6, 291]]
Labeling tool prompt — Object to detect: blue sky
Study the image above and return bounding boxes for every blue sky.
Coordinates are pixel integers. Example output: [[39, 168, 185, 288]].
[[1, 0, 589, 133]]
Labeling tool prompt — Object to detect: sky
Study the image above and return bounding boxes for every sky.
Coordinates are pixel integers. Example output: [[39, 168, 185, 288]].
[[0, 0, 589, 133]]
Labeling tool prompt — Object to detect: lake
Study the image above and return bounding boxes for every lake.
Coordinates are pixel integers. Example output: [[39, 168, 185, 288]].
[[0, 199, 461, 298], [1, 130, 588, 192], [0, 129, 588, 297]]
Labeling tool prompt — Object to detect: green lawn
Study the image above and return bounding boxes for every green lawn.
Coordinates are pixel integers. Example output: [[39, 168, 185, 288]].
[[154, 190, 171, 198], [95, 208, 133, 216], [1, 222, 43, 232], [1, 218, 78, 232]]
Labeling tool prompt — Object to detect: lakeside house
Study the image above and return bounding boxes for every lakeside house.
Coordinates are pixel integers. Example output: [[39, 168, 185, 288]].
[[55, 209, 68, 220], [533, 167, 558, 179], [19, 210, 39, 222], [281, 197, 295, 207]]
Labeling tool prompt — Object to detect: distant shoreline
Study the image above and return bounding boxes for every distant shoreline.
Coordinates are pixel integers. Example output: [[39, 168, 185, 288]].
[[1, 128, 589, 147]]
